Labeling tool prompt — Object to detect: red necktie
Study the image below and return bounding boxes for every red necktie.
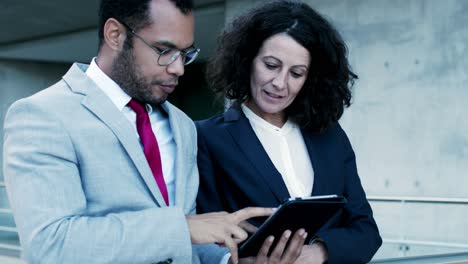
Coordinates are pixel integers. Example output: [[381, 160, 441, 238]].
[[128, 99, 169, 205]]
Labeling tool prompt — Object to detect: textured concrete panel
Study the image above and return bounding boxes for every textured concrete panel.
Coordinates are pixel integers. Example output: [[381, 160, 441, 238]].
[[310, 0, 468, 198]]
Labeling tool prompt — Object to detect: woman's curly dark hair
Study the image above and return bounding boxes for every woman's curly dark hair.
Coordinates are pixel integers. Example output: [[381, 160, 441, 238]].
[[207, 0, 357, 133]]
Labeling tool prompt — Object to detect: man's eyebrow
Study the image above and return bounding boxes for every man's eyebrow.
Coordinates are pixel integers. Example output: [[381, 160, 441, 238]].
[[154, 40, 177, 49], [154, 40, 195, 51]]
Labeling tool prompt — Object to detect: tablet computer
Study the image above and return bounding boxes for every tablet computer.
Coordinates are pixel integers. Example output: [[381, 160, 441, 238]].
[[238, 194, 346, 258]]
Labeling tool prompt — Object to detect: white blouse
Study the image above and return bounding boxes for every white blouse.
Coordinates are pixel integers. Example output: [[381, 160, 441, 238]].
[[241, 104, 314, 198]]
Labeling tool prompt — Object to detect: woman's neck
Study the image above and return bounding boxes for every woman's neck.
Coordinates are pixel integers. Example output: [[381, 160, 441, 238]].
[[245, 100, 286, 128]]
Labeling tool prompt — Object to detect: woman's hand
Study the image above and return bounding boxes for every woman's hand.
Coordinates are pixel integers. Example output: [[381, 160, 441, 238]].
[[235, 229, 308, 264], [294, 242, 328, 264]]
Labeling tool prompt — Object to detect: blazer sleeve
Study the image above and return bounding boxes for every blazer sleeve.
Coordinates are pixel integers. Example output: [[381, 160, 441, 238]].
[[315, 127, 382, 263], [193, 121, 231, 263], [3, 99, 194, 264]]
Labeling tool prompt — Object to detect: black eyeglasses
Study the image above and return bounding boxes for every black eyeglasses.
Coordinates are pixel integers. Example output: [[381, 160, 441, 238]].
[[120, 21, 200, 66]]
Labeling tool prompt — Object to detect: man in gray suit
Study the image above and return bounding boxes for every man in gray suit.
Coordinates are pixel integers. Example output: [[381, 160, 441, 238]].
[[2, 0, 308, 263]]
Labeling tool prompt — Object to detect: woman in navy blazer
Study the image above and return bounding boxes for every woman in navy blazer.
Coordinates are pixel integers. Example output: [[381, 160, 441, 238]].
[[196, 1, 382, 263]]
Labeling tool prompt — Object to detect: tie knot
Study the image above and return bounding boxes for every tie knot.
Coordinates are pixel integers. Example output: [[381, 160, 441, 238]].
[[128, 99, 146, 115]]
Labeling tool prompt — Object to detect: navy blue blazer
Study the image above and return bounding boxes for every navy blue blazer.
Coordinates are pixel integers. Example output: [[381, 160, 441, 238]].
[[196, 106, 382, 263]]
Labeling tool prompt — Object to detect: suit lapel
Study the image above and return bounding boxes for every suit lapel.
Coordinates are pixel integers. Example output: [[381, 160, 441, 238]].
[[161, 103, 186, 207], [301, 129, 328, 196], [63, 63, 167, 207], [224, 107, 290, 203]]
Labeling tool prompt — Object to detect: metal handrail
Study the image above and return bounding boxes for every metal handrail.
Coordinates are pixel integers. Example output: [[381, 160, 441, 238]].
[[0, 226, 17, 232], [0, 209, 12, 214], [368, 195, 468, 261], [0, 243, 21, 251], [371, 251, 468, 264], [0, 182, 12, 214], [368, 195, 468, 205], [384, 238, 468, 249]]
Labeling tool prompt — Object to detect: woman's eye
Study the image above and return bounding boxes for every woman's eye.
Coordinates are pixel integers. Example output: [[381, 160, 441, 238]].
[[291, 71, 304, 78], [265, 63, 278, 70]]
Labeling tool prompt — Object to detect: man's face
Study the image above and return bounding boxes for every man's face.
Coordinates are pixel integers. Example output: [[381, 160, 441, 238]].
[[111, 0, 195, 105]]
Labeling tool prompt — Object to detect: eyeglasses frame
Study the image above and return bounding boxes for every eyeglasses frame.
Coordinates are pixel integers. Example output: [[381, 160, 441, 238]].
[[119, 20, 200, 66]]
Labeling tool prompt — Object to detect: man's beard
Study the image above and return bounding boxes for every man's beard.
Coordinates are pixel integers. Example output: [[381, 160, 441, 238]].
[[110, 44, 168, 105]]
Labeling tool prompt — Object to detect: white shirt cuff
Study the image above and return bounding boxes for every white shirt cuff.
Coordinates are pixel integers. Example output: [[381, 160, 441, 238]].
[[220, 252, 231, 264]]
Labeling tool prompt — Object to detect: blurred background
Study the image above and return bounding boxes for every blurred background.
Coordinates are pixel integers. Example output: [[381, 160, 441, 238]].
[[1, 0, 467, 263]]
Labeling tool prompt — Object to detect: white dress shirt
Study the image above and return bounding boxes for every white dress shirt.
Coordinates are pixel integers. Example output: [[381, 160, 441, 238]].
[[86, 58, 176, 205], [242, 104, 314, 198]]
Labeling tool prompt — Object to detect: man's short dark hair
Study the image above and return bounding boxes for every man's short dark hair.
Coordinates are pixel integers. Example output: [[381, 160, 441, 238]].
[[98, 0, 194, 49]]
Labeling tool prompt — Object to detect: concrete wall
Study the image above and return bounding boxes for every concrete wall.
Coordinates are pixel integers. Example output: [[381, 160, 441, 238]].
[[308, 0, 468, 198], [226, 0, 468, 260]]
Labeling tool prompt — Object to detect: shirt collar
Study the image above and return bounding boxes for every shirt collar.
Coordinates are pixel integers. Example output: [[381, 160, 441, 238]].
[[86, 58, 132, 112], [241, 103, 295, 134]]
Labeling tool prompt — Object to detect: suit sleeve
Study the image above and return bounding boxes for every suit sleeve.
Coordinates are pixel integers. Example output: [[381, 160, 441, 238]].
[[316, 127, 382, 263], [3, 99, 193, 264], [195, 121, 226, 213]]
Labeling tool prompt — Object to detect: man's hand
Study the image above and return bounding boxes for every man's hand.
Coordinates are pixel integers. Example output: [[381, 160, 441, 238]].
[[236, 229, 308, 264], [294, 242, 328, 264], [186, 207, 274, 264]]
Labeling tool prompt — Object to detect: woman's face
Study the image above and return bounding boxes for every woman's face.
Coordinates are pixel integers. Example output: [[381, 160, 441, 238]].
[[247, 33, 310, 126]]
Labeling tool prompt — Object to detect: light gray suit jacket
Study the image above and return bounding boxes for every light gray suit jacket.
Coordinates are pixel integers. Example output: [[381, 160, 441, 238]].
[[3, 63, 224, 264]]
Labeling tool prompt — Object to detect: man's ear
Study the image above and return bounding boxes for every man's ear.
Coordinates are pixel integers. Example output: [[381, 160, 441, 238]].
[[102, 18, 127, 51]]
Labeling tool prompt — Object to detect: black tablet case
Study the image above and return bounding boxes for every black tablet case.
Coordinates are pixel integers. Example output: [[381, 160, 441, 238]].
[[238, 195, 347, 258]]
